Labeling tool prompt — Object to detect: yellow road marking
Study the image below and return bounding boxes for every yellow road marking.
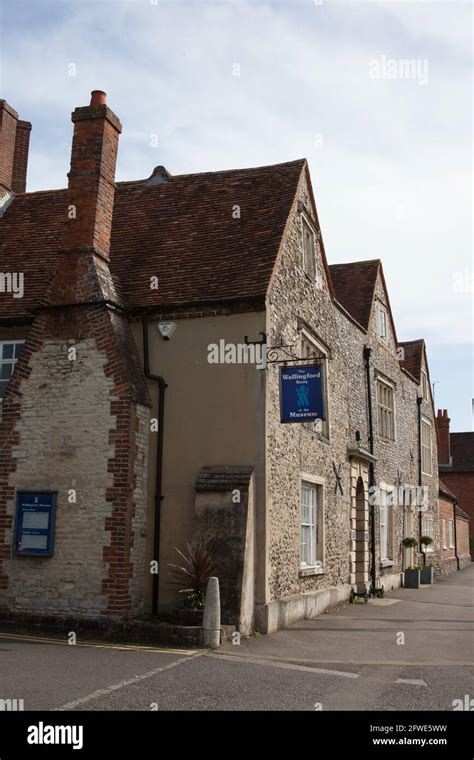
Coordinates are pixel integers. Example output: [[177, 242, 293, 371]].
[[0, 631, 198, 655]]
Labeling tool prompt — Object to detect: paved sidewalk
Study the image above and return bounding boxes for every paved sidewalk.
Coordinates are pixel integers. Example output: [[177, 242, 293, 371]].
[[0, 565, 472, 710]]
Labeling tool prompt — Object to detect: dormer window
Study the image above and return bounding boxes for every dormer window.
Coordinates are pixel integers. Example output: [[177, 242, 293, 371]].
[[302, 218, 316, 280], [378, 306, 387, 339]]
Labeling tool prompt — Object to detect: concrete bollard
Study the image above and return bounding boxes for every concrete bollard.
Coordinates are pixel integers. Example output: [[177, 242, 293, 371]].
[[202, 576, 221, 648]]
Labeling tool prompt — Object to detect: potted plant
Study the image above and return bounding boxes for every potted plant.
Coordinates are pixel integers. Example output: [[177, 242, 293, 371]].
[[167, 539, 224, 624], [420, 563, 434, 584], [420, 535, 433, 554], [420, 535, 434, 582], [404, 564, 421, 588]]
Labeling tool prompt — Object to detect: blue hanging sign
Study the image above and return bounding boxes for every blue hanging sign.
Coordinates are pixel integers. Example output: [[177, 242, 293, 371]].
[[14, 491, 57, 557], [280, 364, 325, 423]]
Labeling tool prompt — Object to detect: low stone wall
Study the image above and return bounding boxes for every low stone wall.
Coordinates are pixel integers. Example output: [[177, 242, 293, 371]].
[[0, 610, 235, 649], [379, 572, 402, 592], [256, 583, 352, 634], [441, 557, 459, 575]]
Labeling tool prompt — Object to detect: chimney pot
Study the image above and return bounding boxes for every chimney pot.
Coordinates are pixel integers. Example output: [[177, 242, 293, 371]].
[[90, 90, 107, 106]]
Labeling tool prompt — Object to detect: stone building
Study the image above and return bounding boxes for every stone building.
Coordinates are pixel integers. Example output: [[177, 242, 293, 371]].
[[329, 266, 440, 589], [0, 91, 461, 636]]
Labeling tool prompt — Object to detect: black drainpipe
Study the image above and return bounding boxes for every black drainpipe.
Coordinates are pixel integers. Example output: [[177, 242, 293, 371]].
[[142, 313, 167, 616], [416, 397, 424, 565], [453, 500, 460, 570], [363, 346, 376, 594]]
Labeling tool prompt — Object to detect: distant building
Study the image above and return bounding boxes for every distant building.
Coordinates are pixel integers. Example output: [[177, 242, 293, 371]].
[[438, 480, 471, 573], [437, 410, 474, 541]]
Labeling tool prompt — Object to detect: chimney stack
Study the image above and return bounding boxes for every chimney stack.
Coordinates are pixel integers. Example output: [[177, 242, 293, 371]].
[[47, 91, 122, 307], [61, 89, 122, 261], [0, 100, 18, 200], [436, 409, 451, 465], [11, 120, 32, 194], [0, 101, 32, 199]]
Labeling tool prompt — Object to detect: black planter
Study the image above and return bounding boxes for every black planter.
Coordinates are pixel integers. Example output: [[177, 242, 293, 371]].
[[420, 567, 434, 585], [404, 568, 420, 588]]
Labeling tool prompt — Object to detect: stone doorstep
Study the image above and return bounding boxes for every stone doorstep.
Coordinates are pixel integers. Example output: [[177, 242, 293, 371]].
[[0, 611, 235, 649]]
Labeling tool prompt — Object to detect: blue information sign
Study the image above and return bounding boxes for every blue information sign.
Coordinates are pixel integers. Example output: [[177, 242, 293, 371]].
[[14, 492, 57, 557], [280, 364, 325, 423]]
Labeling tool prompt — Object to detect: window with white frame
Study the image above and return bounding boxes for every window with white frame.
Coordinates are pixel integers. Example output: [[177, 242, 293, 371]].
[[301, 333, 329, 439], [380, 487, 393, 562], [377, 379, 395, 440], [302, 218, 316, 280], [301, 482, 317, 567], [421, 370, 429, 402], [300, 475, 324, 572], [447, 520, 454, 548], [421, 418, 432, 475], [421, 515, 434, 551], [378, 305, 387, 339], [442, 519, 447, 549], [0, 341, 25, 399]]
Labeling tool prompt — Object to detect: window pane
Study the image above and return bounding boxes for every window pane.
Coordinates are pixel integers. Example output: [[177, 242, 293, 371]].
[[301, 483, 318, 566], [0, 363, 13, 380], [14, 342, 24, 359], [0, 380, 8, 398], [2, 344, 14, 360]]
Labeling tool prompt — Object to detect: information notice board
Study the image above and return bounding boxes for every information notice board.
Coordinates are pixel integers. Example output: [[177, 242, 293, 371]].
[[14, 491, 57, 557]]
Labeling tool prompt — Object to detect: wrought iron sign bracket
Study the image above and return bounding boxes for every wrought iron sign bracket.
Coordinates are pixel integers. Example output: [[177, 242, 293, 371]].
[[243, 334, 325, 366], [266, 344, 323, 365]]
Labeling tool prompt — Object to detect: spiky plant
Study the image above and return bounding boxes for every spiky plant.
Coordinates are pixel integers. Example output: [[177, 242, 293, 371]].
[[167, 539, 224, 610]]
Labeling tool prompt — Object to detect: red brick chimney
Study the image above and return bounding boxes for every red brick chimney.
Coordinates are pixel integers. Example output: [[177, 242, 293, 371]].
[[11, 120, 32, 194], [0, 101, 32, 198], [436, 409, 451, 465], [62, 89, 121, 258], [0, 100, 18, 199], [48, 90, 122, 306]]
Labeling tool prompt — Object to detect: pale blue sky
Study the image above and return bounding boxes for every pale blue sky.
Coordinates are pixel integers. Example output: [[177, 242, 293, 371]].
[[1, 0, 472, 430]]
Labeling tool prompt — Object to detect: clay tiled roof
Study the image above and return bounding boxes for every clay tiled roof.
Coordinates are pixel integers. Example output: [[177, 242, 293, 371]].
[[329, 259, 380, 329], [455, 504, 470, 521], [449, 433, 474, 473], [0, 159, 305, 321], [439, 478, 458, 502], [399, 339, 424, 381], [195, 465, 254, 492]]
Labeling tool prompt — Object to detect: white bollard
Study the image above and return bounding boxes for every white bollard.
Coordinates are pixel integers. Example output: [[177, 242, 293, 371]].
[[202, 576, 221, 648]]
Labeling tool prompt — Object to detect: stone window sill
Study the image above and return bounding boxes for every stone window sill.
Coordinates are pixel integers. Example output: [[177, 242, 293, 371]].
[[381, 559, 394, 568], [299, 565, 325, 577]]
